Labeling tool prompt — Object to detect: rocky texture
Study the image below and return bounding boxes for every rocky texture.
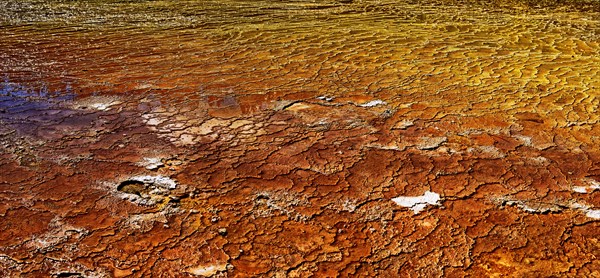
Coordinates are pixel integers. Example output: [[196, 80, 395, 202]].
[[1, 0, 600, 277]]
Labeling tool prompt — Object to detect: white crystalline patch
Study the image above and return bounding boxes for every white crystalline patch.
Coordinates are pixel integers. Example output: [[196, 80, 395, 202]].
[[393, 119, 414, 130], [73, 96, 122, 111], [588, 178, 600, 186], [89, 103, 112, 111], [359, 99, 386, 107], [285, 102, 313, 111], [186, 264, 228, 276], [585, 178, 600, 191], [498, 197, 600, 220], [572, 178, 600, 194], [317, 96, 334, 102], [229, 119, 253, 129], [392, 191, 441, 214], [528, 156, 550, 166], [521, 204, 544, 213], [500, 199, 562, 214], [136, 157, 164, 170], [573, 186, 589, 193], [585, 209, 600, 219], [417, 137, 447, 150], [145, 117, 163, 126], [339, 199, 358, 213], [129, 175, 177, 189], [476, 145, 505, 158]]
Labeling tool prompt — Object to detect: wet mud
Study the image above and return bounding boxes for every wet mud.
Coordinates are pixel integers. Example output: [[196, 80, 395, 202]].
[[1, 0, 600, 277]]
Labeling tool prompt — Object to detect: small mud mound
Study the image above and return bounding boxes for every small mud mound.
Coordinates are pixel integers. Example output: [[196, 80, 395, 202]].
[[116, 175, 179, 206]]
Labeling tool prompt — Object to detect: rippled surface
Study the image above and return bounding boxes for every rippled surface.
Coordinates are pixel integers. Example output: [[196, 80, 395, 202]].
[[1, 0, 600, 277]]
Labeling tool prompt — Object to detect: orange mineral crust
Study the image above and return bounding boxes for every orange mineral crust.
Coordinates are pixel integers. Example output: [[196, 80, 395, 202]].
[[1, 0, 600, 277]]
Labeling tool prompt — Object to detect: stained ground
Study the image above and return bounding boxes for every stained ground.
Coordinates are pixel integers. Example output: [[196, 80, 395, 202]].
[[1, 0, 600, 277]]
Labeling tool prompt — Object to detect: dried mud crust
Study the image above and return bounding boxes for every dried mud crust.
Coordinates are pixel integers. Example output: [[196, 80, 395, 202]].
[[1, 0, 600, 277]]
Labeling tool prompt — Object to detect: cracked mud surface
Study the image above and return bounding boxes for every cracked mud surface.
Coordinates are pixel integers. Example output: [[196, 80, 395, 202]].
[[1, 0, 600, 277]]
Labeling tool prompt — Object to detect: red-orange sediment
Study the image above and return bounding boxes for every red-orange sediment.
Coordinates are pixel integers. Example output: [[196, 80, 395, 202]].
[[1, 0, 600, 277]]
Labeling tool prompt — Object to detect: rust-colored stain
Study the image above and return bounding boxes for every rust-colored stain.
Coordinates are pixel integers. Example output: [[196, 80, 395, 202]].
[[1, 0, 600, 277]]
